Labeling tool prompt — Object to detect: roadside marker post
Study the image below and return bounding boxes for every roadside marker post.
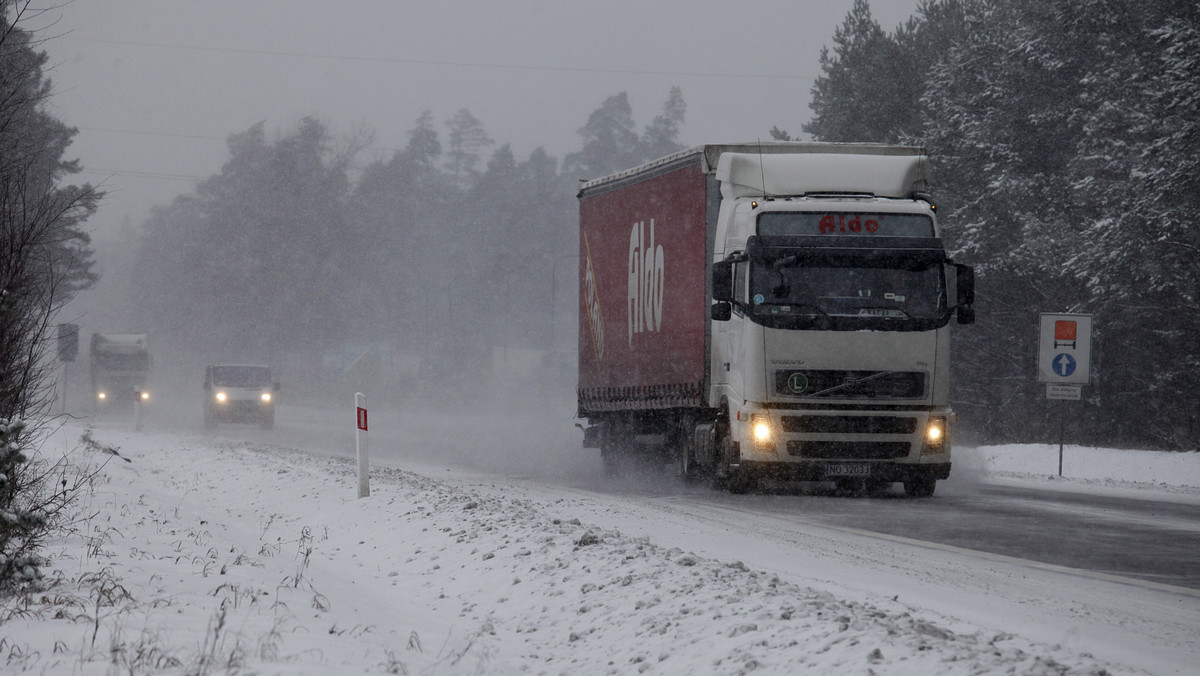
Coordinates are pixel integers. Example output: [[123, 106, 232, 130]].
[[356, 392, 370, 498]]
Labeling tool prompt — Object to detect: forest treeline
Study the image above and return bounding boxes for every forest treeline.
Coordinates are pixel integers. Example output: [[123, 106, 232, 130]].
[[126, 89, 688, 399], [796, 0, 1199, 450]]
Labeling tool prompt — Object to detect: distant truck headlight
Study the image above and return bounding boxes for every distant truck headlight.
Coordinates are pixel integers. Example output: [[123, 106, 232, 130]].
[[260, 392, 272, 403], [923, 416, 946, 453], [138, 391, 150, 402], [215, 391, 228, 403], [97, 391, 107, 400]]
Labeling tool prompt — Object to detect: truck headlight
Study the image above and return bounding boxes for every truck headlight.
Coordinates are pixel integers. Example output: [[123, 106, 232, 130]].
[[260, 392, 272, 403], [97, 391, 107, 400], [923, 416, 946, 453], [139, 391, 150, 402], [215, 391, 227, 403], [749, 414, 774, 450]]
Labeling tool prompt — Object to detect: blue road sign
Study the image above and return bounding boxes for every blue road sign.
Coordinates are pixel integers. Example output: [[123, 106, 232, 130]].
[[1052, 353, 1077, 378]]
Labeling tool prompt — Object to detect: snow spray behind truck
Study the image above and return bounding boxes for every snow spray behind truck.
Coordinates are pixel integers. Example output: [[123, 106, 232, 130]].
[[89, 333, 152, 411], [577, 143, 975, 496]]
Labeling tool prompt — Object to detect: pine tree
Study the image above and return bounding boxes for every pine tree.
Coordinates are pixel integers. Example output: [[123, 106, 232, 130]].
[[639, 86, 687, 161], [444, 108, 493, 188], [564, 92, 640, 179]]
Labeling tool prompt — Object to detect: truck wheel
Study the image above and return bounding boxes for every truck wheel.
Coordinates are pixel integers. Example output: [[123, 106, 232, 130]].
[[903, 474, 937, 497]]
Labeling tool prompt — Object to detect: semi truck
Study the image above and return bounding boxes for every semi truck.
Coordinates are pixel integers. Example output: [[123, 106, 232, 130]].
[[89, 333, 153, 411], [576, 143, 974, 496]]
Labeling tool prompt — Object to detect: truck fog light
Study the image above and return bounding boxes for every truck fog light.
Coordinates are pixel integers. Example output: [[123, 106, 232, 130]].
[[750, 414, 774, 450], [923, 416, 946, 453]]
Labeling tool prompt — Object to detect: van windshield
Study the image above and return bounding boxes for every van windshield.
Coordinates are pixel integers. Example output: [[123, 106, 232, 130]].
[[211, 366, 272, 387]]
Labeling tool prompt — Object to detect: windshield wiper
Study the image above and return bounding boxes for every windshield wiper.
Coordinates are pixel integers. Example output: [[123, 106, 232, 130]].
[[755, 300, 829, 317], [810, 371, 897, 397], [850, 302, 913, 318]]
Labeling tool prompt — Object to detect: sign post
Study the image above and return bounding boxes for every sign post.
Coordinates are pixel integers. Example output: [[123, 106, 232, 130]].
[[1037, 313, 1093, 476], [355, 392, 370, 498], [58, 323, 78, 414]]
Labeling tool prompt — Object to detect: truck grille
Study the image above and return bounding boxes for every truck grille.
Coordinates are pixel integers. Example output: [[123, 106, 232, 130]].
[[775, 370, 926, 399], [780, 415, 918, 434], [786, 441, 912, 459]]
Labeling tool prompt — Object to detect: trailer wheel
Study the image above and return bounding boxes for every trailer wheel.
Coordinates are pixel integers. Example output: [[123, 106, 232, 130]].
[[903, 474, 937, 498]]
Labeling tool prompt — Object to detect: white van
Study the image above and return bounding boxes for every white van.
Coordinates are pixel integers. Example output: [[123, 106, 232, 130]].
[[203, 364, 279, 429]]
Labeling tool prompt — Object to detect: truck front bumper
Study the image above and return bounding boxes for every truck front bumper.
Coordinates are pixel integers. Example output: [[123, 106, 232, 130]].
[[730, 406, 953, 479]]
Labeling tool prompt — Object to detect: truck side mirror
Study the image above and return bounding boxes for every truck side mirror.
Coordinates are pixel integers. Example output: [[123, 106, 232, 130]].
[[954, 263, 975, 325], [711, 302, 732, 321], [712, 260, 734, 302]]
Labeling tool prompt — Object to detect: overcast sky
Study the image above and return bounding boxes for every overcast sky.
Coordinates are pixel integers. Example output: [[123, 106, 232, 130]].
[[36, 0, 921, 235]]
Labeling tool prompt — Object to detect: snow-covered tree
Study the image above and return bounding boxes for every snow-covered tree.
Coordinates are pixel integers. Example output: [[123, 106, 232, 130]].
[[639, 86, 687, 160], [564, 92, 640, 179], [131, 118, 352, 368], [444, 108, 493, 188]]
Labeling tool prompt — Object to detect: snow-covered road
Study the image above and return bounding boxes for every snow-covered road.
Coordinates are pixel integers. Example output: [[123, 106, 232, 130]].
[[4, 404, 1198, 674]]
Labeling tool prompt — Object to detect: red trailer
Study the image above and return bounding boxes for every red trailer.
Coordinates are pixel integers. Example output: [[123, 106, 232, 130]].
[[577, 154, 712, 416]]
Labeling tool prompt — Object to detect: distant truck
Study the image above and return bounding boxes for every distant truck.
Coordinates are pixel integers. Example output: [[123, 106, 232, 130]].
[[203, 364, 278, 429], [576, 143, 975, 496], [89, 333, 152, 411]]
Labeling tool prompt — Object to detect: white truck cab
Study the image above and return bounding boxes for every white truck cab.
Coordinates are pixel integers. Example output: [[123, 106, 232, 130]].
[[203, 364, 279, 429]]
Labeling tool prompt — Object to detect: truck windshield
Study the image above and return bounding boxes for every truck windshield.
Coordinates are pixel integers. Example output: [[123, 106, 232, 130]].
[[211, 366, 272, 387], [749, 261, 945, 326]]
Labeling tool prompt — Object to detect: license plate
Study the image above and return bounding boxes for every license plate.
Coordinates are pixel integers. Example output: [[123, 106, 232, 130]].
[[825, 463, 871, 477]]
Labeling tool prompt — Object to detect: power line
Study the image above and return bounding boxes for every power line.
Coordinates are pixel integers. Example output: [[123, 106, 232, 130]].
[[77, 126, 226, 142], [79, 167, 203, 183], [63, 37, 814, 81]]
